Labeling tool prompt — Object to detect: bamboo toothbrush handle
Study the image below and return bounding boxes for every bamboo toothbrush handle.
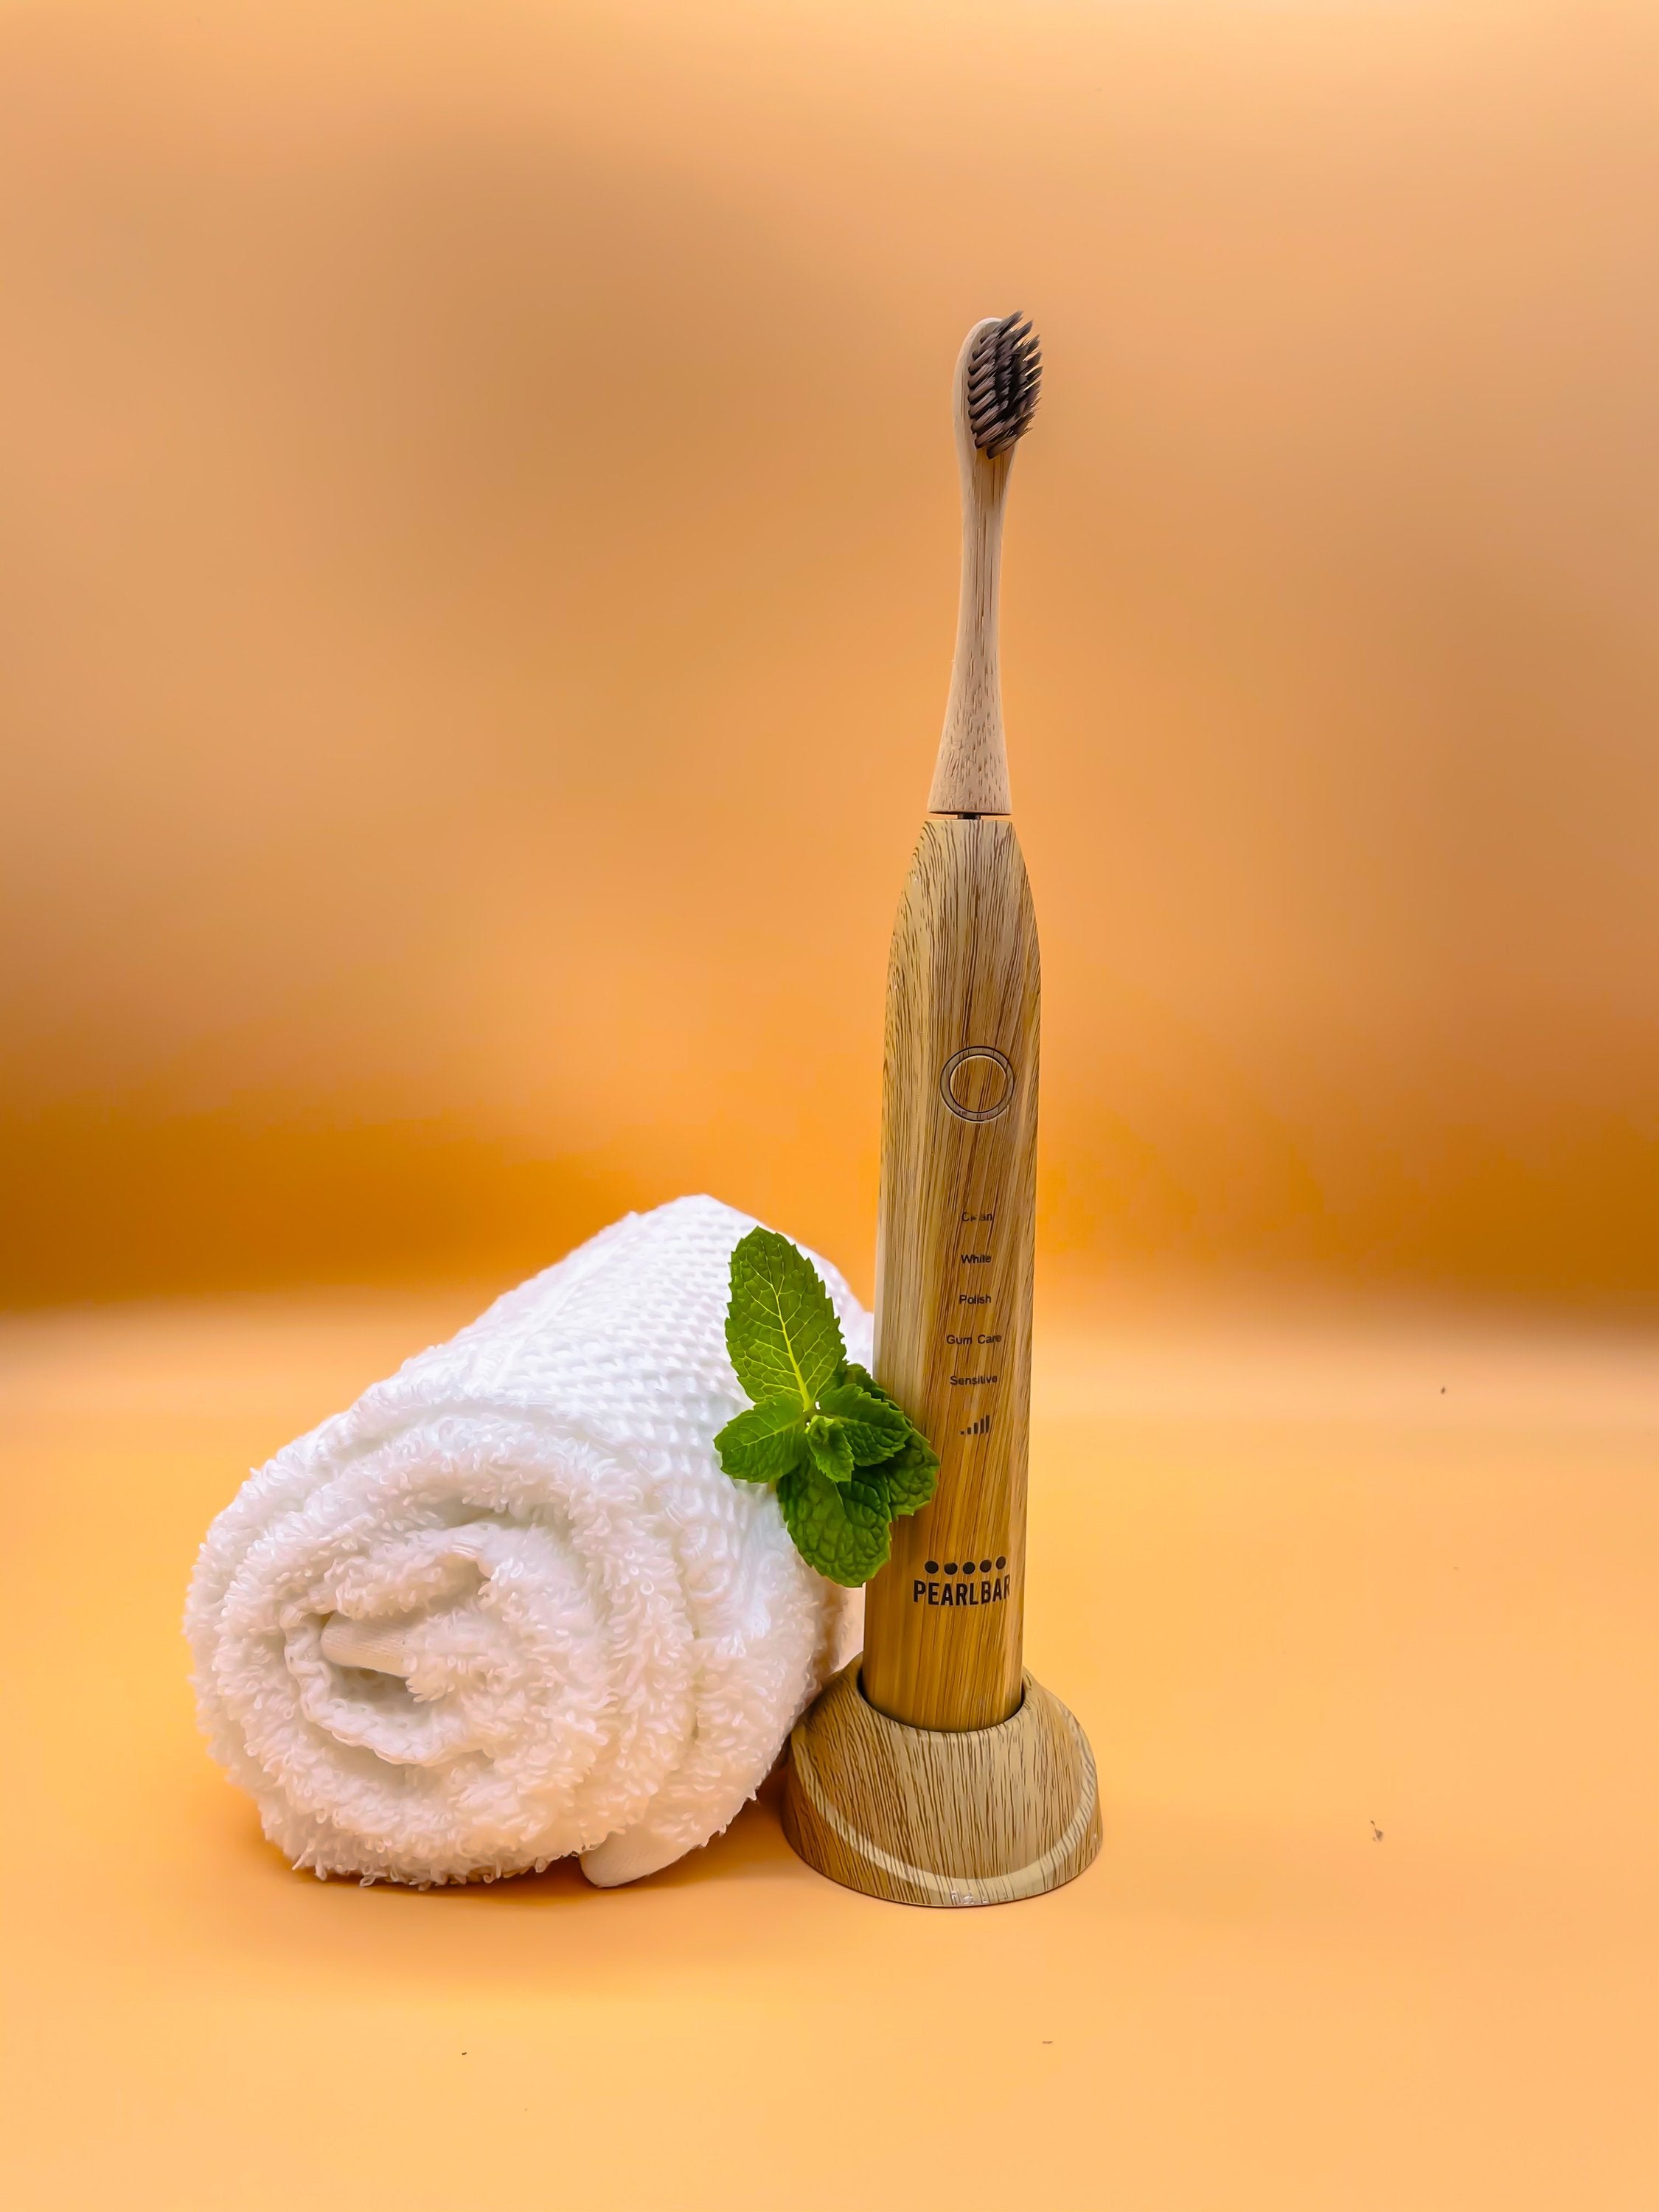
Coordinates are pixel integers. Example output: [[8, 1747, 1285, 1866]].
[[863, 814, 1039, 1731]]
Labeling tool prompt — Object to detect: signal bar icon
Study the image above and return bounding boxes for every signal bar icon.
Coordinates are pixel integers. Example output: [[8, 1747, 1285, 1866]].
[[960, 1413, 993, 1437]]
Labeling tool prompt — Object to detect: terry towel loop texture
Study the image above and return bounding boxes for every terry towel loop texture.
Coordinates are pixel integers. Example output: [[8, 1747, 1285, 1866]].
[[185, 1197, 866, 1888]]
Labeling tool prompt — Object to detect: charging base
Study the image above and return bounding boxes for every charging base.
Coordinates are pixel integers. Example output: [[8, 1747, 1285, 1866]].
[[782, 1660, 1101, 1907]]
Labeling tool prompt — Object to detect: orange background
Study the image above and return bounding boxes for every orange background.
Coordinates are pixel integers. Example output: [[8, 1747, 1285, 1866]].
[[4, 0, 1657, 1315]]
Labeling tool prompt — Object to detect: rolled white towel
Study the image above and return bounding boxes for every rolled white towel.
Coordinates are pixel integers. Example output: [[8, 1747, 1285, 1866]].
[[185, 1196, 865, 1888]]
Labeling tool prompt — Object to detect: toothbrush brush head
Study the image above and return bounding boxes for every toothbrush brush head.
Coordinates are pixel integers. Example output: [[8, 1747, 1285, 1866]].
[[967, 313, 1042, 457]]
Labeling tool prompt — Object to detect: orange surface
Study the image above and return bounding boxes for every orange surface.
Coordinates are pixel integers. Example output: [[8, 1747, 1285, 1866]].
[[5, 1284, 1656, 2211], [3, 0, 1658, 1312]]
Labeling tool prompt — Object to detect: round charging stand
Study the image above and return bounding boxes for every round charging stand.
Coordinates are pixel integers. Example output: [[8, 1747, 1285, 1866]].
[[782, 1661, 1102, 1907]]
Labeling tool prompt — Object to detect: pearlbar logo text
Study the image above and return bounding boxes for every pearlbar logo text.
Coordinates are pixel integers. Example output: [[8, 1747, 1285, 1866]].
[[913, 1555, 1011, 1607]]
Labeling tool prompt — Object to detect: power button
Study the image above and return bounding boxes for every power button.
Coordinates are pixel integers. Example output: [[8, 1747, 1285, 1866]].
[[939, 1046, 1015, 1122]]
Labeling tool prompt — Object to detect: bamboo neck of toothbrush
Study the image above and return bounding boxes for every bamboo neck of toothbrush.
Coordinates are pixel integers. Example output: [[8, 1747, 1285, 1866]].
[[782, 316, 1100, 1905]]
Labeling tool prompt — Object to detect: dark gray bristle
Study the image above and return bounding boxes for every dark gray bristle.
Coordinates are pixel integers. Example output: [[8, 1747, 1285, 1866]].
[[967, 312, 1041, 456]]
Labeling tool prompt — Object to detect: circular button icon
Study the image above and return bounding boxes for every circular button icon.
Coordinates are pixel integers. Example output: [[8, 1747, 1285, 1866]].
[[939, 1046, 1015, 1122]]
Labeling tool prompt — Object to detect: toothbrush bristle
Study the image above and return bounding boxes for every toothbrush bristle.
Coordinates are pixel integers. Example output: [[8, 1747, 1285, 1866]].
[[967, 313, 1041, 456]]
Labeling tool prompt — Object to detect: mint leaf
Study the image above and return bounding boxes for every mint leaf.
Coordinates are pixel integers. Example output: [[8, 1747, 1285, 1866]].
[[726, 1228, 845, 1409], [817, 1379, 909, 1467], [866, 1428, 939, 1517], [846, 1467, 892, 1520], [805, 1414, 855, 1484], [834, 1360, 938, 1511], [839, 1360, 894, 1404], [776, 1465, 892, 1587], [714, 1394, 810, 1484], [715, 1242, 940, 1587]]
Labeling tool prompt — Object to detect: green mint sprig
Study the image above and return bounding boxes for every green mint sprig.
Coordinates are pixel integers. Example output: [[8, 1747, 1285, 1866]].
[[714, 1227, 939, 1587]]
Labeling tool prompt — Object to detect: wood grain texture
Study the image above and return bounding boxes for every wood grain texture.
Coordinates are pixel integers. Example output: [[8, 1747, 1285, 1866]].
[[861, 814, 1039, 1729], [782, 1660, 1102, 1907], [928, 318, 1016, 816]]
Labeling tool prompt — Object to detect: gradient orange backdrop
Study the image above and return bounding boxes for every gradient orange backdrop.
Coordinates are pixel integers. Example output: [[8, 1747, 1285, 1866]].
[[3, 0, 1656, 1310]]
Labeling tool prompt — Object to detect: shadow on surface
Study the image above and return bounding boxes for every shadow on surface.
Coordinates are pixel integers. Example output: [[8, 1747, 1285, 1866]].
[[216, 1764, 806, 1914]]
